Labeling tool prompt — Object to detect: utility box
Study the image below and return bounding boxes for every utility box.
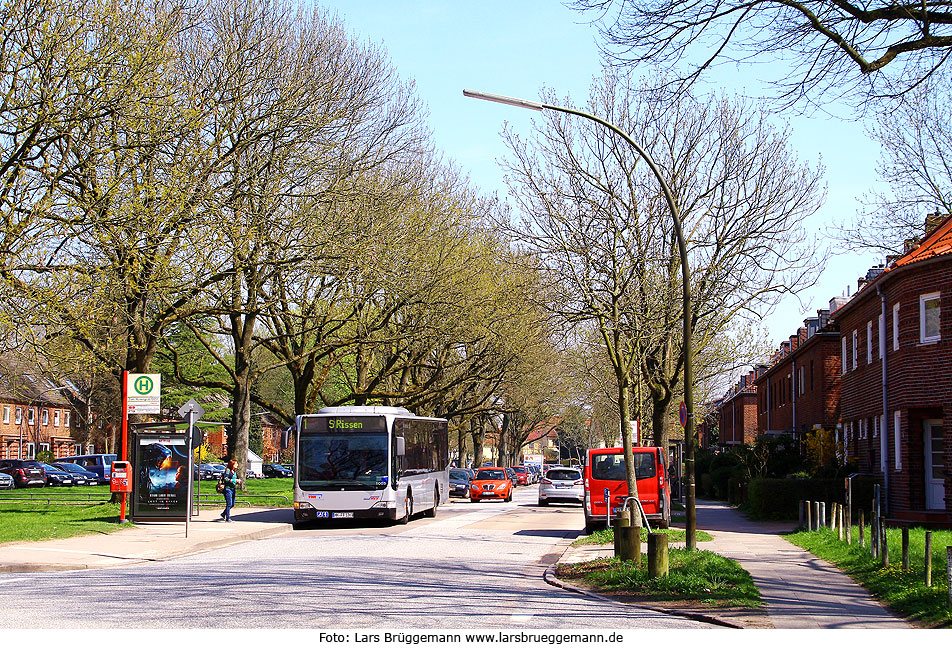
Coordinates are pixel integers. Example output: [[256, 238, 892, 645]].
[[110, 461, 132, 493]]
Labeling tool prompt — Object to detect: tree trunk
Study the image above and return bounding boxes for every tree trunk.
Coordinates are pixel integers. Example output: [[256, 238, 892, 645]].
[[618, 378, 641, 527]]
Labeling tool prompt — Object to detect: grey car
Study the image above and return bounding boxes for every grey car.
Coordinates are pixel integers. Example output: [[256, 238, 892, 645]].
[[0, 471, 14, 489], [538, 467, 584, 506]]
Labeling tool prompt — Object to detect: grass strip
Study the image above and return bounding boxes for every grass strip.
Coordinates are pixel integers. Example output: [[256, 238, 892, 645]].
[[573, 527, 713, 546], [0, 502, 131, 543], [787, 526, 952, 628], [556, 550, 761, 607]]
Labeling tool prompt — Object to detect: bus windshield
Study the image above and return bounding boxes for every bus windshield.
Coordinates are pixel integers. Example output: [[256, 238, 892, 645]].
[[591, 452, 656, 481], [299, 432, 389, 490]]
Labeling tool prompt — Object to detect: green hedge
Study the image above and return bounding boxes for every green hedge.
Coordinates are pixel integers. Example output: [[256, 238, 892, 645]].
[[747, 476, 880, 520]]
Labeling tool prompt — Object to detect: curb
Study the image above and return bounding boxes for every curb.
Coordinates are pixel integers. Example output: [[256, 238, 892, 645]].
[[542, 538, 743, 629], [0, 523, 293, 574]]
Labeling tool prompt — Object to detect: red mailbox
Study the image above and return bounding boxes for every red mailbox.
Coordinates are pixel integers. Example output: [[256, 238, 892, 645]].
[[110, 461, 132, 494]]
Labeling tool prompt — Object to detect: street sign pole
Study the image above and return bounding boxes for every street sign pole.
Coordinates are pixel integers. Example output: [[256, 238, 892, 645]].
[[177, 399, 205, 537], [120, 371, 128, 522]]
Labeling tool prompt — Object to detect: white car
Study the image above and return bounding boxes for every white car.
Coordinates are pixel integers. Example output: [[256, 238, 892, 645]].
[[538, 467, 584, 506]]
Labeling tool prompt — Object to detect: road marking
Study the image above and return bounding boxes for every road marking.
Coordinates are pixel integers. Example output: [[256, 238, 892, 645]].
[[510, 612, 534, 623]]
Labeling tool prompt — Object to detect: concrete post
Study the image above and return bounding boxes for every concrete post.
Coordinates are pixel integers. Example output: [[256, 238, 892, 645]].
[[902, 527, 910, 571], [813, 500, 820, 531], [846, 503, 852, 544], [925, 532, 932, 588], [820, 501, 826, 528], [837, 504, 844, 541], [648, 533, 669, 578], [806, 500, 812, 532]]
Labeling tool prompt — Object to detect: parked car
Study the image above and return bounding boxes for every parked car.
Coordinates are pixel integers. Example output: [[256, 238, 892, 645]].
[[583, 446, 670, 533], [512, 465, 529, 486], [470, 467, 512, 503], [538, 466, 584, 506], [281, 463, 294, 473], [37, 463, 75, 486], [505, 467, 518, 486], [57, 454, 117, 484], [197, 463, 225, 480], [0, 472, 15, 490], [246, 468, 262, 479], [51, 462, 99, 486], [448, 468, 473, 498], [0, 459, 46, 488], [262, 463, 292, 478]]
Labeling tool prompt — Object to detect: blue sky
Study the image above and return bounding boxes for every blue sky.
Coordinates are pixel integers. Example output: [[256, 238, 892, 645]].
[[321, 0, 881, 354]]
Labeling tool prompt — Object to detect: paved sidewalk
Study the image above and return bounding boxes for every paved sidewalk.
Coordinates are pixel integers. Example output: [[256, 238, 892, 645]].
[[0, 507, 293, 572], [557, 499, 910, 629]]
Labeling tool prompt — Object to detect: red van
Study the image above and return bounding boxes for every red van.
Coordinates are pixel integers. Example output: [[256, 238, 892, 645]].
[[583, 446, 670, 534]]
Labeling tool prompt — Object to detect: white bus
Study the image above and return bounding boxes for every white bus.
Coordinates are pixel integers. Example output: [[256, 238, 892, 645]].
[[286, 406, 449, 524]]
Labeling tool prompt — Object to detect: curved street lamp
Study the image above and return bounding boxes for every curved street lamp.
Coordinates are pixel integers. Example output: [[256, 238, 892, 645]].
[[463, 89, 697, 549]]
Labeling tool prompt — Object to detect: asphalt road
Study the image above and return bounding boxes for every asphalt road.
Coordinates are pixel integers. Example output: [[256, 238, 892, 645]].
[[0, 485, 707, 629]]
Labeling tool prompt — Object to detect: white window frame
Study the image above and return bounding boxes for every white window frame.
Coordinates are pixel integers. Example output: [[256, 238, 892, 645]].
[[893, 410, 902, 471], [2, 405, 8, 424], [24, 442, 35, 459], [920, 292, 941, 343], [64, 411, 70, 427], [14, 407, 21, 425], [852, 330, 858, 369], [39, 442, 50, 454], [53, 410, 60, 427], [841, 337, 848, 374], [867, 321, 873, 363], [41, 409, 49, 426], [85, 443, 95, 454], [893, 303, 900, 351], [873, 415, 879, 438], [27, 408, 35, 425], [73, 443, 83, 455]]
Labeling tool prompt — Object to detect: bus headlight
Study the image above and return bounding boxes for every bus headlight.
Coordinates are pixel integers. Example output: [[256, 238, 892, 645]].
[[294, 501, 314, 510], [370, 500, 391, 508]]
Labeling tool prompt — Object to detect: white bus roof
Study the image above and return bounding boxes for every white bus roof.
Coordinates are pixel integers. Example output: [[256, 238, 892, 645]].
[[315, 406, 413, 416]]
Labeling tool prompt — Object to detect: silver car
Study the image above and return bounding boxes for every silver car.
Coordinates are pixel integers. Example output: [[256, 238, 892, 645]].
[[0, 471, 13, 489], [538, 467, 583, 506]]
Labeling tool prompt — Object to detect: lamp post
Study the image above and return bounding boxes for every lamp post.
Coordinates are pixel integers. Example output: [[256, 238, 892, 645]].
[[463, 89, 697, 549]]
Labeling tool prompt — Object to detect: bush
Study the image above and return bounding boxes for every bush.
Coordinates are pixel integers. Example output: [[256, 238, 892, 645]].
[[747, 477, 844, 520]]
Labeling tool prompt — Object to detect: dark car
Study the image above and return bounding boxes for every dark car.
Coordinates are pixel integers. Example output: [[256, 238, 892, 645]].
[[449, 468, 473, 497], [38, 463, 74, 486], [505, 467, 518, 486], [262, 463, 292, 478], [52, 462, 99, 486], [196, 463, 224, 480], [0, 459, 46, 488]]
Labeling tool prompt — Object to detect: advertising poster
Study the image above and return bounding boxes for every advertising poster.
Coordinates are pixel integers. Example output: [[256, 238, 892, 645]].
[[132, 433, 190, 521]]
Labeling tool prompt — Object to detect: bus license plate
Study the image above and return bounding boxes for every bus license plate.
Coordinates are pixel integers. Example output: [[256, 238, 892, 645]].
[[332, 512, 354, 519], [315, 511, 329, 518]]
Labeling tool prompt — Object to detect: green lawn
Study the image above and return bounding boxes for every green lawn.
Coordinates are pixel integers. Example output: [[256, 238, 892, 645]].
[[556, 550, 761, 607], [0, 501, 132, 543], [0, 478, 294, 544], [573, 526, 714, 546], [787, 526, 952, 628]]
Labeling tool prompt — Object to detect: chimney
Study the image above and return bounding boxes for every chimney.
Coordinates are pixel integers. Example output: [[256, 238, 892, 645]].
[[817, 308, 830, 329], [789, 334, 799, 351], [857, 277, 868, 292], [804, 318, 819, 338], [925, 212, 946, 237], [829, 296, 850, 313], [904, 237, 920, 253], [866, 266, 885, 281]]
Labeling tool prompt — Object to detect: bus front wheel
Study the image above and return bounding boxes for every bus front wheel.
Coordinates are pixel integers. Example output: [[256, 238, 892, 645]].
[[424, 486, 439, 518], [398, 492, 413, 524]]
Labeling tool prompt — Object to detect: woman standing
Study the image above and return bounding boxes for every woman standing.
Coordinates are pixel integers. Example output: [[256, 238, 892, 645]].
[[220, 459, 241, 522]]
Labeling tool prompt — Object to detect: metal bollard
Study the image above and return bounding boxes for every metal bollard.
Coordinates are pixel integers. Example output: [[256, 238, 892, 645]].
[[902, 528, 909, 571], [925, 532, 932, 588], [648, 533, 669, 578], [813, 500, 820, 531], [806, 500, 813, 532], [820, 501, 826, 528]]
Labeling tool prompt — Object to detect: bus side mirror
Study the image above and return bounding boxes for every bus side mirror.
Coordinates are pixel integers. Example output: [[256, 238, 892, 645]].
[[395, 437, 406, 456], [281, 426, 294, 450]]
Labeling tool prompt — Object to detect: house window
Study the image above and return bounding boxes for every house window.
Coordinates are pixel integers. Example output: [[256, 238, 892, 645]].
[[28, 408, 35, 425], [867, 321, 873, 363], [15, 407, 21, 424], [893, 303, 900, 350], [841, 337, 847, 374], [41, 409, 49, 426], [24, 442, 34, 459], [920, 292, 941, 343], [894, 411, 902, 471], [798, 366, 804, 395], [2, 406, 8, 424], [64, 411, 70, 427], [878, 313, 884, 359], [85, 443, 95, 454], [39, 442, 49, 454], [74, 443, 83, 455], [53, 410, 60, 427], [852, 330, 858, 369], [873, 415, 878, 438]]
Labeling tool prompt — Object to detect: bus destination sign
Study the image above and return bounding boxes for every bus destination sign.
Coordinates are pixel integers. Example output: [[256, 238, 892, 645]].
[[302, 415, 386, 434]]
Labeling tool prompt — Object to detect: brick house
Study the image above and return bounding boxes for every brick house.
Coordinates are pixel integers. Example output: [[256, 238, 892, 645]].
[[0, 363, 85, 460], [831, 213, 952, 526], [754, 309, 843, 442], [718, 372, 758, 445]]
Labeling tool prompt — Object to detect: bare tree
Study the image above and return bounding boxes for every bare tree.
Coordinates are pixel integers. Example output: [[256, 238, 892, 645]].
[[838, 70, 952, 253], [572, 0, 952, 107]]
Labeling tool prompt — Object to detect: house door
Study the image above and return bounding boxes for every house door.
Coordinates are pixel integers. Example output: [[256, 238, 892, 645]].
[[924, 420, 946, 510]]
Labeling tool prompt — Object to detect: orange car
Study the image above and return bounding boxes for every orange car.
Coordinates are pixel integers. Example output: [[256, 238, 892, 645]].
[[470, 467, 513, 502]]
